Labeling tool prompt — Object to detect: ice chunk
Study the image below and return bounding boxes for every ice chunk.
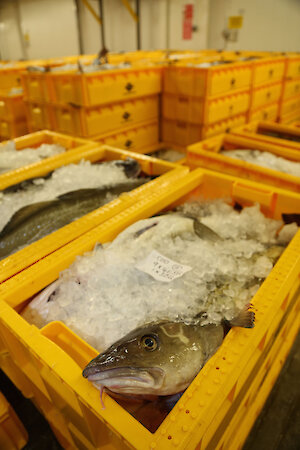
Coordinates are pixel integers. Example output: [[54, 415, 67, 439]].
[[0, 142, 65, 174], [221, 149, 300, 177], [22, 200, 298, 352]]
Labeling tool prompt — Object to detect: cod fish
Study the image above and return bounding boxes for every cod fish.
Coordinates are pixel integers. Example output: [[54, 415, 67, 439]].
[[0, 159, 146, 259], [82, 306, 254, 406]]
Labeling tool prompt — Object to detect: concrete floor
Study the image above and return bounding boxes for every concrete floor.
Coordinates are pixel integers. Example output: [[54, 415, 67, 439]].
[[1, 332, 299, 449]]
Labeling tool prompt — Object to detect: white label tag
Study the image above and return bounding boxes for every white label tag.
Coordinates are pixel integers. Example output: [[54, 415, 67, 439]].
[[136, 250, 192, 282]]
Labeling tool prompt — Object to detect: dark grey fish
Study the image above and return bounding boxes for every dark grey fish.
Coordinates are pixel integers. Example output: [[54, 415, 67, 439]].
[[0, 178, 147, 259], [82, 307, 254, 401]]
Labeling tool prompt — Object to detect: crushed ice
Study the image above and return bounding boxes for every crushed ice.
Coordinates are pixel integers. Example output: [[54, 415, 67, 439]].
[[22, 200, 299, 352], [221, 149, 300, 177], [148, 149, 185, 162], [0, 142, 65, 174], [0, 159, 136, 232]]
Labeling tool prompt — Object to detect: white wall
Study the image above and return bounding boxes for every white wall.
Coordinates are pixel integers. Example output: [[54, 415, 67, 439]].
[[208, 0, 300, 52], [0, 0, 79, 60], [0, 0, 209, 60]]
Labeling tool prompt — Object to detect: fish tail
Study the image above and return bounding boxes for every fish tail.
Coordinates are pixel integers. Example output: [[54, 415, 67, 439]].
[[223, 304, 255, 329]]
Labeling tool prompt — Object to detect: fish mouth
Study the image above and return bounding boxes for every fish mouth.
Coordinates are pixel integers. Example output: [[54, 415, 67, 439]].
[[82, 366, 165, 394]]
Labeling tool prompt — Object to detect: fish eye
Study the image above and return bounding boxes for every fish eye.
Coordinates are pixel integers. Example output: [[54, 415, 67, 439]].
[[141, 335, 158, 351]]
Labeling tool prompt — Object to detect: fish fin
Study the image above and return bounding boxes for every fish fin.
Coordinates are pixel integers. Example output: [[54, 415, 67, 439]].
[[57, 188, 100, 201], [224, 305, 255, 329], [282, 213, 300, 226], [114, 158, 140, 178], [0, 201, 54, 237], [134, 222, 158, 238], [193, 219, 221, 242]]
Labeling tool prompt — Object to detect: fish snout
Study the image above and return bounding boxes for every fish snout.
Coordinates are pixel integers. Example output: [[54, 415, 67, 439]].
[[115, 158, 140, 178]]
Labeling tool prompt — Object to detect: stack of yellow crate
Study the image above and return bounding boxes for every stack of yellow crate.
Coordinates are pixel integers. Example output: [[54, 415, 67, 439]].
[[248, 56, 286, 122], [22, 58, 162, 153], [279, 53, 300, 123], [0, 61, 30, 140], [161, 58, 252, 146]]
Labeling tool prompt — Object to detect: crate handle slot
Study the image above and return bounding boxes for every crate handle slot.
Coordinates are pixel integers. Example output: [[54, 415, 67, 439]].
[[230, 78, 236, 86], [123, 111, 131, 120], [269, 69, 274, 77], [229, 105, 234, 113], [125, 139, 133, 148], [266, 92, 271, 99], [125, 82, 134, 91], [263, 112, 268, 119]]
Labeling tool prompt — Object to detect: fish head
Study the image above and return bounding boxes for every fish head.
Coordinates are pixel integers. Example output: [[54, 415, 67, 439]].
[[114, 158, 140, 178], [82, 321, 205, 396]]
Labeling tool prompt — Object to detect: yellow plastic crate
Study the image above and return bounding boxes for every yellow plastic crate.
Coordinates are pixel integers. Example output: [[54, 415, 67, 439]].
[[252, 57, 286, 86], [0, 62, 29, 90], [50, 95, 159, 138], [0, 392, 28, 449], [285, 55, 300, 79], [146, 142, 187, 165], [216, 293, 300, 450], [162, 114, 247, 146], [96, 120, 160, 153], [187, 133, 300, 193], [21, 71, 52, 103], [279, 95, 300, 118], [49, 66, 162, 107], [291, 120, 300, 128], [250, 81, 282, 110], [163, 60, 252, 97], [0, 145, 186, 283], [0, 130, 96, 183], [25, 101, 54, 132], [279, 110, 300, 124], [231, 120, 300, 151], [20, 55, 98, 103], [0, 119, 28, 140], [248, 102, 279, 122], [162, 90, 250, 125], [281, 78, 300, 101], [0, 169, 299, 450], [0, 93, 26, 122]]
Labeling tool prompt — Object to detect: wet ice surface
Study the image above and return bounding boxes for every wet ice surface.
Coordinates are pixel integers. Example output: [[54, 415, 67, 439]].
[[22, 200, 298, 352], [221, 149, 300, 177], [0, 159, 135, 232], [0, 142, 65, 174], [149, 149, 184, 162]]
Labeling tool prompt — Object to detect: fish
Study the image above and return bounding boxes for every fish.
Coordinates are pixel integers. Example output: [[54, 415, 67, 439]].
[[0, 158, 146, 259], [82, 306, 254, 406]]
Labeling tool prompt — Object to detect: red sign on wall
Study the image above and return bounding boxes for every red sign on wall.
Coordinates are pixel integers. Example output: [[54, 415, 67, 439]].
[[182, 4, 194, 40]]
